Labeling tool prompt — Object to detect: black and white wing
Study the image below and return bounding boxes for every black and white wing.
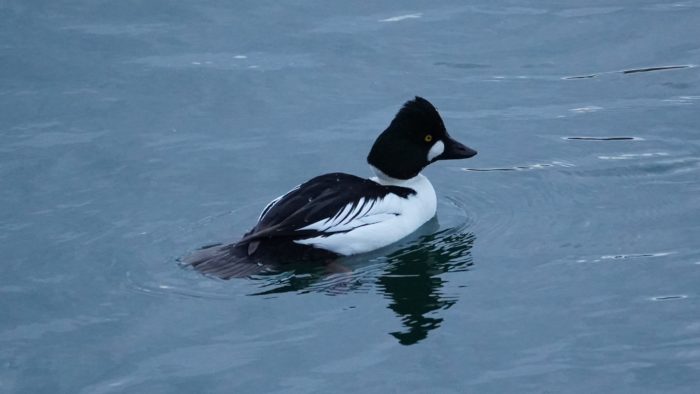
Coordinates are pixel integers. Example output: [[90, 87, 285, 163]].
[[240, 172, 416, 246]]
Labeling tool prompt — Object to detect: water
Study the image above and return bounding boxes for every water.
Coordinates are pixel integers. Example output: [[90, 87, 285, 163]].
[[2, 1, 700, 393]]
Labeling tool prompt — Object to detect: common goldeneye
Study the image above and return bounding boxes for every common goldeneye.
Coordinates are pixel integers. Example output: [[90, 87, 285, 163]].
[[187, 97, 477, 278]]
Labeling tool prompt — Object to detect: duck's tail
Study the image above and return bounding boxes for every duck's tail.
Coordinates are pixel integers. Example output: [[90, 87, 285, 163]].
[[183, 242, 268, 279]]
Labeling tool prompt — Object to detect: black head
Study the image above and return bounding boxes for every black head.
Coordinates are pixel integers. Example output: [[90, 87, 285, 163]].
[[367, 97, 477, 180]]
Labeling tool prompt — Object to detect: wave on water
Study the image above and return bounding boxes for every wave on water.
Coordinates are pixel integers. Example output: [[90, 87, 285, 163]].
[[563, 64, 696, 80]]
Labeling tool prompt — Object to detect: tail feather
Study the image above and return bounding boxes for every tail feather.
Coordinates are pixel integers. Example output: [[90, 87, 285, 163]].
[[184, 242, 268, 279]]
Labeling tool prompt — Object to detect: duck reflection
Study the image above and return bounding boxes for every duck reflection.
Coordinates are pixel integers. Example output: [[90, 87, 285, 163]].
[[248, 221, 476, 345], [378, 230, 475, 345]]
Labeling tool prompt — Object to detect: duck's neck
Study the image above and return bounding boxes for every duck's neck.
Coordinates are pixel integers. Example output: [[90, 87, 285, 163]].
[[369, 165, 426, 186]]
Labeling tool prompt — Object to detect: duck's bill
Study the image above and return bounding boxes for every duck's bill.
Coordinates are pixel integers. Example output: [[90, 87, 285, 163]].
[[435, 136, 477, 161]]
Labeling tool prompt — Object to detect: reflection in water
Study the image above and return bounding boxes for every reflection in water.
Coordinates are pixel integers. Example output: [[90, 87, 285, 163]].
[[248, 226, 476, 345], [378, 231, 475, 345]]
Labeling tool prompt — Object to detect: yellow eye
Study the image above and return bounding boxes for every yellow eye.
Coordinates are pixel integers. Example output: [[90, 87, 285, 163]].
[[424, 134, 433, 142]]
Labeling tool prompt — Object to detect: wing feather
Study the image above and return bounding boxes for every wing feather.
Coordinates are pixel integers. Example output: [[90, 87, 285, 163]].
[[238, 173, 415, 247], [258, 185, 300, 221], [300, 195, 403, 234]]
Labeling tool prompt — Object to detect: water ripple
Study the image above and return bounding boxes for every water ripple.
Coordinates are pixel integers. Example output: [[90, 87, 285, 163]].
[[124, 271, 247, 300], [130, 52, 321, 71], [650, 295, 689, 301], [597, 152, 669, 160], [462, 161, 575, 172], [379, 13, 422, 22], [564, 136, 643, 141], [442, 187, 515, 244], [565, 153, 700, 178], [662, 95, 700, 104], [563, 64, 696, 80], [569, 106, 603, 113], [575, 252, 675, 263]]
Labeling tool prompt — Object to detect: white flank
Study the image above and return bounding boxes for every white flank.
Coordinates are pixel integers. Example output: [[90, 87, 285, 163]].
[[427, 140, 445, 162], [295, 174, 437, 255]]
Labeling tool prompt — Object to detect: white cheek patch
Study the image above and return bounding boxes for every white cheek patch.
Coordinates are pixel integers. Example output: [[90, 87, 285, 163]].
[[427, 140, 445, 162]]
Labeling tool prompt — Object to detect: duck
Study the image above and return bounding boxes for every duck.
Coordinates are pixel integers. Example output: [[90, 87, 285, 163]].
[[186, 96, 477, 278]]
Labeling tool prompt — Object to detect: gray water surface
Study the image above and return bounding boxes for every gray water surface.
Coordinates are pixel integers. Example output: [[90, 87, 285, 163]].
[[2, 1, 700, 393]]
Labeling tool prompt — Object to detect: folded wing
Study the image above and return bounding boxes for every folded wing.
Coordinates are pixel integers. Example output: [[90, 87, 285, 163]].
[[241, 173, 415, 245]]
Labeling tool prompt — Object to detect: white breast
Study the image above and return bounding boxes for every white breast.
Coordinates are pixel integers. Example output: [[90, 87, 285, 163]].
[[294, 173, 437, 255]]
